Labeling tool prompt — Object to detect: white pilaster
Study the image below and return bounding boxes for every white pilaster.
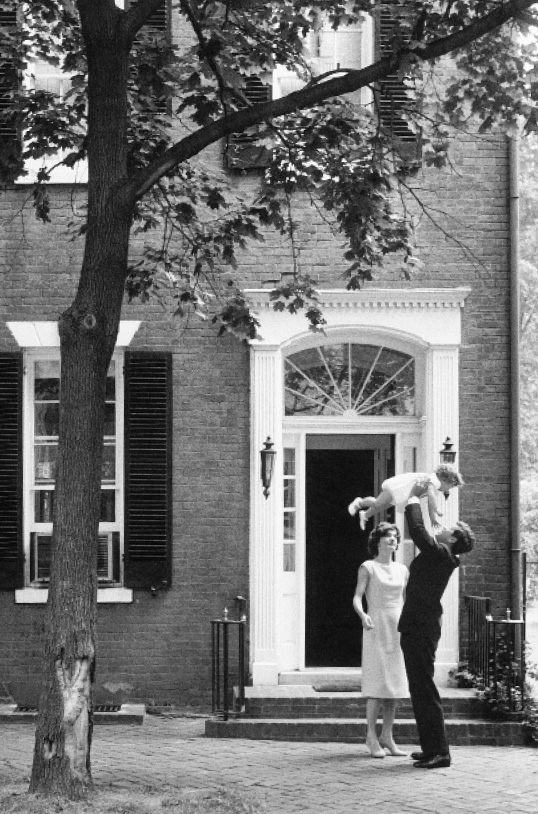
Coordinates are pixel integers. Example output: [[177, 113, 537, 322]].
[[250, 346, 283, 684], [426, 346, 461, 681]]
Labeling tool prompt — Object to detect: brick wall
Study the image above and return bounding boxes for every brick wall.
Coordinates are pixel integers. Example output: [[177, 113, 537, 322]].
[[0, 126, 513, 706]]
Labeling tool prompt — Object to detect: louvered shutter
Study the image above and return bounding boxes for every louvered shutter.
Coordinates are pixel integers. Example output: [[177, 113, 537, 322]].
[[0, 3, 21, 182], [225, 76, 272, 170], [124, 352, 172, 589], [0, 353, 23, 590], [377, 5, 421, 167]]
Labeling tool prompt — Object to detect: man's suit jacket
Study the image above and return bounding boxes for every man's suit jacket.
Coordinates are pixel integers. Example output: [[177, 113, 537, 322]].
[[398, 503, 460, 640]]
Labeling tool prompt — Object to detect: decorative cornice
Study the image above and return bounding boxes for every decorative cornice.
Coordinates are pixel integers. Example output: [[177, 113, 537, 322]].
[[245, 288, 472, 310], [6, 320, 141, 347]]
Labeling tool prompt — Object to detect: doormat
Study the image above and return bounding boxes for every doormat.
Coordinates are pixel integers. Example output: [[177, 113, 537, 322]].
[[313, 683, 361, 693]]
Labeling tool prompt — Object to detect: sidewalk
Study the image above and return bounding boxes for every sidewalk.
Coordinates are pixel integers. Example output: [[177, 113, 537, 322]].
[[1, 715, 536, 814]]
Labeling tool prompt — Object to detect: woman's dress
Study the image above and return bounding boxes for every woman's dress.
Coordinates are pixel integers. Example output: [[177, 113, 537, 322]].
[[360, 559, 409, 699]]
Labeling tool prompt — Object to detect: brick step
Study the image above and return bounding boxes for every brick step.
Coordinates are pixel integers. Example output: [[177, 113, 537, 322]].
[[205, 717, 525, 746], [242, 686, 483, 720]]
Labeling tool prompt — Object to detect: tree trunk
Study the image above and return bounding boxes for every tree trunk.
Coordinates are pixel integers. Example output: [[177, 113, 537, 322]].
[[29, 209, 131, 795], [29, 13, 134, 787]]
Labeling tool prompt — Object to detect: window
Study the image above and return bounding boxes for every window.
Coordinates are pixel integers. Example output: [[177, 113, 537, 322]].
[[226, 13, 373, 171], [283, 448, 296, 572], [26, 354, 122, 585], [284, 343, 415, 417], [0, 346, 172, 598], [10, 0, 168, 184]]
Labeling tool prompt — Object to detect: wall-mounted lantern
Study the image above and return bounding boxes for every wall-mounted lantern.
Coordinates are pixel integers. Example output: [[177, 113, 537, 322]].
[[260, 437, 276, 499], [439, 436, 457, 465]]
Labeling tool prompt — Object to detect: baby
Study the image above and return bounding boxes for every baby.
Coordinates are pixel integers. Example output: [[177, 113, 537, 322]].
[[348, 464, 464, 531]]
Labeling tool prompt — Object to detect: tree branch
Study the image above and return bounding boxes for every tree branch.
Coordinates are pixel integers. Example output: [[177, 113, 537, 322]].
[[122, 0, 168, 40], [128, 0, 537, 200]]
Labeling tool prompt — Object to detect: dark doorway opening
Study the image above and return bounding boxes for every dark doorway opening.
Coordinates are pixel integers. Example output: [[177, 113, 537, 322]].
[[304, 436, 393, 668]]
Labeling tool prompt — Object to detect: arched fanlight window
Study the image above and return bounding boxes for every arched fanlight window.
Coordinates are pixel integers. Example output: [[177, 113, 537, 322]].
[[284, 343, 415, 417]]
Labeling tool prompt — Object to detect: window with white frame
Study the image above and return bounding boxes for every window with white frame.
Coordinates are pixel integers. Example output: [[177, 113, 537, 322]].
[[0, 336, 172, 598], [25, 352, 123, 585]]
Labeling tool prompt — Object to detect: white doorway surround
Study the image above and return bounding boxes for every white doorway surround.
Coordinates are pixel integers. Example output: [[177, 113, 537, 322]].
[[247, 288, 471, 686]]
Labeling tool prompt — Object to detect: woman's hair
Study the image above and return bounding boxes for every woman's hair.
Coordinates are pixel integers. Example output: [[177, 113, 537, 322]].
[[367, 522, 400, 557], [435, 464, 465, 488]]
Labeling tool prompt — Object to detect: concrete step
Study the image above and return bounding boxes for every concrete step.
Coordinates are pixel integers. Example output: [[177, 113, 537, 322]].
[[0, 703, 145, 724], [205, 717, 525, 746], [242, 685, 483, 720], [278, 669, 362, 686]]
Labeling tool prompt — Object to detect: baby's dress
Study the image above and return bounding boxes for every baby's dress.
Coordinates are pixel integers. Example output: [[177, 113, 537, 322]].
[[360, 559, 409, 699], [381, 472, 432, 509]]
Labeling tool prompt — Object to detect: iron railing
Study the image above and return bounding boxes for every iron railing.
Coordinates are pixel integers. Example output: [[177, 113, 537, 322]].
[[211, 601, 247, 721], [465, 595, 492, 686], [465, 594, 526, 716]]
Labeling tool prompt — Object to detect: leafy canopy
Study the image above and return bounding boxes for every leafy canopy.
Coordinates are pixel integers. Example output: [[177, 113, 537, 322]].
[[2, 0, 538, 335]]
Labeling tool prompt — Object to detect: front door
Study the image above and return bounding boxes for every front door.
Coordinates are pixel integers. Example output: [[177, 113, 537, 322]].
[[304, 435, 393, 667]]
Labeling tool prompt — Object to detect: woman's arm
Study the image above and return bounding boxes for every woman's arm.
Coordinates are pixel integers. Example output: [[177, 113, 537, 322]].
[[353, 564, 374, 629]]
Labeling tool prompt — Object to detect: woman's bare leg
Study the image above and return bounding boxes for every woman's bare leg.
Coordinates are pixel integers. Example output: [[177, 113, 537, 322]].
[[365, 698, 385, 758], [379, 699, 407, 756]]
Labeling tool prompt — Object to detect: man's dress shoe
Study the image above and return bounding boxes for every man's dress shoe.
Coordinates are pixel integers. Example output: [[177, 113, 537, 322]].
[[413, 753, 451, 769], [410, 751, 431, 760]]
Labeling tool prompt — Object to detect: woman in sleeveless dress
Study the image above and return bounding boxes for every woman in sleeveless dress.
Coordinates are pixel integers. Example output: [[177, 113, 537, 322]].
[[353, 522, 409, 758]]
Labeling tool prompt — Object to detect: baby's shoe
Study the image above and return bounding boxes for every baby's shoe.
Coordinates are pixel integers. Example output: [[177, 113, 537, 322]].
[[348, 497, 363, 517]]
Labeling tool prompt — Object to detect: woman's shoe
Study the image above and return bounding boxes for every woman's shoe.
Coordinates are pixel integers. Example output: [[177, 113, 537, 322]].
[[366, 738, 386, 758], [379, 738, 407, 757]]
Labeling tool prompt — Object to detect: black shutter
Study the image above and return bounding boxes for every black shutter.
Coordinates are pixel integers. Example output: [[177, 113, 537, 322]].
[[0, 3, 22, 183], [124, 352, 172, 589], [377, 5, 421, 167], [0, 353, 23, 590], [225, 76, 272, 170]]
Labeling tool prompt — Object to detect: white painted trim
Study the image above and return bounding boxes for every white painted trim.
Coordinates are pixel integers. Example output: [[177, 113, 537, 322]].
[[247, 287, 471, 309], [248, 288, 468, 685], [15, 587, 133, 604], [6, 320, 141, 347]]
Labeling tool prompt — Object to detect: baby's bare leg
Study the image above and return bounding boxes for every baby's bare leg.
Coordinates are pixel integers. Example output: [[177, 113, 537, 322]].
[[362, 489, 393, 520]]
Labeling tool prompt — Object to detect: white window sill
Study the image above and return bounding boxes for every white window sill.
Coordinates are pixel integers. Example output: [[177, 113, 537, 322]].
[[15, 587, 133, 604]]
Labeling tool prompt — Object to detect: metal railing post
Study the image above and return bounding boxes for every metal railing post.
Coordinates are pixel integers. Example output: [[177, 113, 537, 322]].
[[211, 605, 248, 720]]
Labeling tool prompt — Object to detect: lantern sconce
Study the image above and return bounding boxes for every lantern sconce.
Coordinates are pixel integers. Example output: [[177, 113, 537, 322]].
[[260, 437, 276, 499], [439, 436, 457, 466]]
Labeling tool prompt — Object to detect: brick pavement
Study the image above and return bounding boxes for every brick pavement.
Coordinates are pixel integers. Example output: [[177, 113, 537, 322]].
[[1, 717, 537, 814]]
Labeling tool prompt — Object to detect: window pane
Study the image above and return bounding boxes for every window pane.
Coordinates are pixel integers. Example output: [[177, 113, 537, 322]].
[[100, 490, 116, 522], [104, 402, 116, 436], [102, 444, 116, 482], [35, 361, 60, 400], [35, 444, 57, 482], [284, 343, 415, 417], [284, 448, 295, 476], [35, 403, 59, 437], [284, 511, 296, 541], [283, 543, 296, 572], [34, 490, 54, 523], [284, 479, 296, 508], [106, 364, 116, 400]]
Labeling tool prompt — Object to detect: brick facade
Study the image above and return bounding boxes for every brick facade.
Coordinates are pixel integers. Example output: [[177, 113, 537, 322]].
[[0, 126, 513, 708]]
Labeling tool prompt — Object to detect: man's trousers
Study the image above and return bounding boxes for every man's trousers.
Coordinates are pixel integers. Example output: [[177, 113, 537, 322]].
[[400, 628, 450, 756]]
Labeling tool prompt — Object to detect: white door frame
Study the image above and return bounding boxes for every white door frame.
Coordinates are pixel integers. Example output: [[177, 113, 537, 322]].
[[248, 288, 471, 685]]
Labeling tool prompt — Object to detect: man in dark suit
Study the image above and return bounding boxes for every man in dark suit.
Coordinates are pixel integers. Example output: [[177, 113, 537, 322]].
[[399, 495, 476, 769]]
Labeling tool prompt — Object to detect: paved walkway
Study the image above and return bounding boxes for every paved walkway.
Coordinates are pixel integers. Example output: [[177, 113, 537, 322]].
[[1, 716, 537, 813]]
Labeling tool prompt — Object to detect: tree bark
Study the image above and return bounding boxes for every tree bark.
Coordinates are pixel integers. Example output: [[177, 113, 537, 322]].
[[30, 4, 135, 794]]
